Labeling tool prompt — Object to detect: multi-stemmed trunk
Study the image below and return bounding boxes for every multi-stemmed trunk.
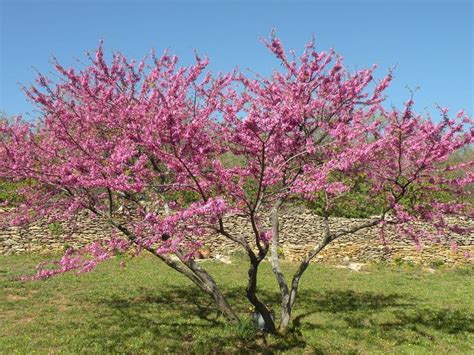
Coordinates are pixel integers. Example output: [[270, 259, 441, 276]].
[[109, 202, 382, 334]]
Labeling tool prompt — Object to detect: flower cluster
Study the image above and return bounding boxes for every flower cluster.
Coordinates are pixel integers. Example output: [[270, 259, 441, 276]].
[[1, 33, 472, 280]]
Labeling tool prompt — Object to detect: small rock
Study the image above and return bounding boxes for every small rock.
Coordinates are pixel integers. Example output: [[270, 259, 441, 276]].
[[347, 262, 365, 272], [215, 254, 232, 264]]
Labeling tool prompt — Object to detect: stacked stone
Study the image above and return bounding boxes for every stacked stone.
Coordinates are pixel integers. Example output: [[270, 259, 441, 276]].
[[207, 206, 473, 266], [0, 213, 113, 255], [0, 205, 472, 265]]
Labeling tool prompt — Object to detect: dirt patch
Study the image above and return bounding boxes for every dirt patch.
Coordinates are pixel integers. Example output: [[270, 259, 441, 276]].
[[6, 294, 28, 301]]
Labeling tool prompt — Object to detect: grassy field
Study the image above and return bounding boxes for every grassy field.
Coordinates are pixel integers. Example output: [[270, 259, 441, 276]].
[[1, 254, 473, 354]]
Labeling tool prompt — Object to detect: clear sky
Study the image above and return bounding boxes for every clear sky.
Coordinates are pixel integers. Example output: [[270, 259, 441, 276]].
[[1, 0, 472, 120]]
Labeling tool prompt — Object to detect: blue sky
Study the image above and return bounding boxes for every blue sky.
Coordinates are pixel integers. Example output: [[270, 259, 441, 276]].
[[1, 0, 472, 120]]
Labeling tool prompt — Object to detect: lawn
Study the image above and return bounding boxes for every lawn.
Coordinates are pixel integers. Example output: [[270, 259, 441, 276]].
[[1, 254, 473, 354]]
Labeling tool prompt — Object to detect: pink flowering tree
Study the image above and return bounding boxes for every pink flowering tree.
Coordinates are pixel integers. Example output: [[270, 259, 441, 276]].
[[0, 35, 472, 334]]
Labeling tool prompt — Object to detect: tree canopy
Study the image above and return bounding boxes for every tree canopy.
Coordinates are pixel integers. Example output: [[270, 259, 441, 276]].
[[0, 34, 472, 333]]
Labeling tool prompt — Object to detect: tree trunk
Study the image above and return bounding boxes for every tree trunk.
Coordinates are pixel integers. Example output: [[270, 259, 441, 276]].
[[110, 218, 239, 323], [182, 256, 239, 323], [281, 217, 384, 331], [279, 244, 324, 333], [279, 303, 292, 333], [246, 256, 277, 334], [269, 199, 293, 333]]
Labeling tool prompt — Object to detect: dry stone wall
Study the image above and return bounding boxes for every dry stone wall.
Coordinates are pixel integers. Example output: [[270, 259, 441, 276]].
[[208, 207, 473, 266], [0, 216, 113, 255], [1, 206, 473, 265]]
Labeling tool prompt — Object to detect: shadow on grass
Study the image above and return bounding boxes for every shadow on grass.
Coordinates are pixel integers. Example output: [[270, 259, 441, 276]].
[[291, 289, 473, 349], [92, 286, 306, 353], [90, 287, 473, 353]]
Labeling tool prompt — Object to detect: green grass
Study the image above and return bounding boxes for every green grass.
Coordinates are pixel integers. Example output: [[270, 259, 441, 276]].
[[1, 254, 473, 354]]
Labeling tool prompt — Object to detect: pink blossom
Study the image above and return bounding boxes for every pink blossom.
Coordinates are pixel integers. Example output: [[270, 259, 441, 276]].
[[0, 34, 471, 283]]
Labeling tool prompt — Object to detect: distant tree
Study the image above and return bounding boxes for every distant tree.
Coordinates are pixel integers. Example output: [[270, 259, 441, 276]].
[[0, 113, 23, 205], [0, 34, 472, 334]]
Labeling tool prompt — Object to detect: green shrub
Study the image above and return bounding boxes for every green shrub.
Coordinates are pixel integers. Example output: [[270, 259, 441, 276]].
[[231, 317, 257, 340], [47, 222, 64, 236]]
